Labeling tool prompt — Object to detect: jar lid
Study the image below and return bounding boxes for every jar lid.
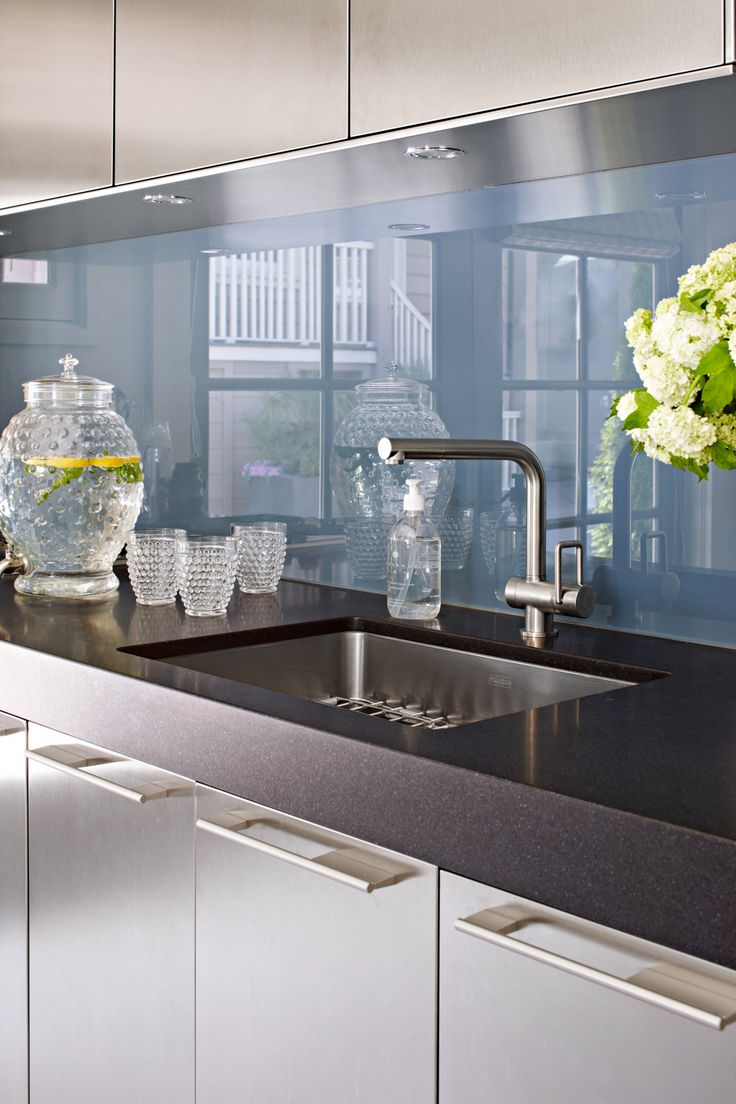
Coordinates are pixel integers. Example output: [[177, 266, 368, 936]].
[[23, 354, 114, 405], [354, 361, 429, 404]]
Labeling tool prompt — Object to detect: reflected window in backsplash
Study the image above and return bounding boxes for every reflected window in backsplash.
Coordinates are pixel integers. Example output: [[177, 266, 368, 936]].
[[2, 154, 736, 645], [205, 239, 433, 522]]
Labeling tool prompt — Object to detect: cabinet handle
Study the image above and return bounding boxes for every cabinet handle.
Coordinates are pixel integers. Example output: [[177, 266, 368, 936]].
[[26, 746, 187, 804], [455, 908, 736, 1030], [196, 814, 400, 893]]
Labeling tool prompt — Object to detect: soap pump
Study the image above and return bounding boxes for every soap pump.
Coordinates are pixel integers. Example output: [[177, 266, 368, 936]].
[[387, 477, 441, 619]]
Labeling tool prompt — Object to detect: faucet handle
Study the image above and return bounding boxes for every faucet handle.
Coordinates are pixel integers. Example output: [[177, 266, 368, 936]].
[[553, 540, 596, 618]]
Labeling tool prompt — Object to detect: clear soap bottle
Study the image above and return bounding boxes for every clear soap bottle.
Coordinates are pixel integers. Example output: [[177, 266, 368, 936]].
[[387, 477, 441, 619]]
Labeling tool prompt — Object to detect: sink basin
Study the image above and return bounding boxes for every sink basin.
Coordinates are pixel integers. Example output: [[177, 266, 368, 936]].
[[123, 618, 661, 730]]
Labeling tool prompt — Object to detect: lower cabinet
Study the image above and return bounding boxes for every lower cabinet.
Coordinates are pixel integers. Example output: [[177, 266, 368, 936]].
[[440, 871, 736, 1104], [0, 713, 28, 1104], [195, 785, 438, 1103], [27, 725, 196, 1104]]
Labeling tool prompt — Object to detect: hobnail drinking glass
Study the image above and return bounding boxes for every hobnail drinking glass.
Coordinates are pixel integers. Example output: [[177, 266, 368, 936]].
[[438, 507, 474, 571], [343, 516, 394, 579], [126, 528, 185, 605], [176, 534, 237, 616], [231, 522, 287, 593]]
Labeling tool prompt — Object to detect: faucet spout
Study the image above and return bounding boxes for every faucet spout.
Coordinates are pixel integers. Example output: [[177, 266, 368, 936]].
[[378, 436, 594, 643]]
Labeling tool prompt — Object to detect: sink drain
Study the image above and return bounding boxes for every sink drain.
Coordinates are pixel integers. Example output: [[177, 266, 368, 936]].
[[313, 694, 461, 730]]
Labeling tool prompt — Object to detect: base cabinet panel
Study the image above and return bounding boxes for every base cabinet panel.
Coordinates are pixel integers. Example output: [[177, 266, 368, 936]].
[[196, 787, 437, 1103], [0, 714, 27, 1104], [440, 872, 736, 1104], [28, 725, 195, 1104]]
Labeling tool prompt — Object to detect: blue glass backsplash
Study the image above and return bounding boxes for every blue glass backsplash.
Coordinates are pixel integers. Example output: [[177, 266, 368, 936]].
[[2, 152, 736, 647]]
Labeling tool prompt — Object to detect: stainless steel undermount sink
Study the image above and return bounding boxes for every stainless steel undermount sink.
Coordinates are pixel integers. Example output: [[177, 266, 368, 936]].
[[123, 619, 662, 731]]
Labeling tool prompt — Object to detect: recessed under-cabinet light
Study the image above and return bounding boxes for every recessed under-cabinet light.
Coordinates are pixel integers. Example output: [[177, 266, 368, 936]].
[[404, 146, 467, 160], [200, 248, 229, 255], [387, 223, 431, 232], [654, 191, 706, 201], [0, 229, 12, 237], [142, 193, 193, 206]]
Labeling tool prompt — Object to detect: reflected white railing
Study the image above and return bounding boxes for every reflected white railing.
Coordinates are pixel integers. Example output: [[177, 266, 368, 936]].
[[209, 244, 372, 346], [390, 279, 432, 374]]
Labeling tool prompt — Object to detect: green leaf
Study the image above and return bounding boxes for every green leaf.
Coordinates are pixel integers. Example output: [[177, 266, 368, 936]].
[[680, 288, 711, 312], [607, 394, 621, 420], [711, 440, 736, 471], [702, 368, 736, 413], [689, 459, 710, 481], [622, 389, 659, 430], [629, 440, 645, 456], [694, 340, 733, 378], [671, 455, 710, 480], [690, 288, 711, 308]]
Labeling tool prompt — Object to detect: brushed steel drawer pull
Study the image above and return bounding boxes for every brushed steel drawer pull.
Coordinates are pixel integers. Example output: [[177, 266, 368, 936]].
[[455, 908, 736, 1031], [26, 747, 186, 804], [196, 814, 399, 893]]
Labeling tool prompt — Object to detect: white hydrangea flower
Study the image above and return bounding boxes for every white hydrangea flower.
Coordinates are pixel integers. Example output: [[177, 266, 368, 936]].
[[710, 412, 736, 449], [625, 308, 654, 355], [628, 428, 671, 465], [635, 353, 692, 405], [679, 243, 736, 299], [650, 299, 720, 370], [646, 405, 717, 459], [727, 329, 736, 368], [704, 279, 736, 331], [615, 392, 638, 423]]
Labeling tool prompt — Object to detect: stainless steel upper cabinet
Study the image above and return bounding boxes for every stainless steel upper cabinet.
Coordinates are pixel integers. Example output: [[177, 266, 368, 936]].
[[196, 787, 437, 1103], [0, 0, 113, 209], [114, 0, 348, 184], [440, 871, 736, 1104], [0, 713, 27, 1104], [27, 726, 196, 1104], [350, 0, 724, 135]]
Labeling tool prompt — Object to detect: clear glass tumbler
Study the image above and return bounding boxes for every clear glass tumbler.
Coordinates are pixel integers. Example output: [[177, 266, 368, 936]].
[[176, 534, 237, 616], [231, 522, 287, 593], [343, 516, 394, 579], [438, 507, 474, 571], [126, 528, 186, 605]]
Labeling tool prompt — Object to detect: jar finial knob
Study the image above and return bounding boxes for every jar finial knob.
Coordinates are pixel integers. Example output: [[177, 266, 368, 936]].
[[58, 353, 79, 380], [385, 360, 399, 379]]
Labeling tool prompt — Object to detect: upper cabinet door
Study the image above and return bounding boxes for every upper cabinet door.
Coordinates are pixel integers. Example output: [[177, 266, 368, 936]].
[[350, 0, 725, 136], [0, 0, 113, 209], [115, 0, 348, 184]]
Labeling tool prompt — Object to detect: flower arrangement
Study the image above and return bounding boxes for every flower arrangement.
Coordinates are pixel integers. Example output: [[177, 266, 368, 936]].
[[241, 460, 282, 479], [612, 242, 736, 479]]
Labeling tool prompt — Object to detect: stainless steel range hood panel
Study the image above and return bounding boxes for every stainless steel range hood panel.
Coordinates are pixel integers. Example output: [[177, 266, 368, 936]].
[[0, 66, 734, 257]]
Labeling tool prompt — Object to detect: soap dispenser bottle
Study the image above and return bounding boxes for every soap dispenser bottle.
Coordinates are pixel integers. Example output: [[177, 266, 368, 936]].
[[387, 477, 441, 619]]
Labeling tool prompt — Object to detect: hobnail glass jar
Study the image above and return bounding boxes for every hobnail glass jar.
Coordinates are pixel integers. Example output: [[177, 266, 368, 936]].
[[330, 362, 454, 519], [0, 354, 143, 599]]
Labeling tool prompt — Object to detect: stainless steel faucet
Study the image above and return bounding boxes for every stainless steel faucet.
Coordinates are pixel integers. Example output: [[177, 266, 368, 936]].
[[377, 437, 595, 643]]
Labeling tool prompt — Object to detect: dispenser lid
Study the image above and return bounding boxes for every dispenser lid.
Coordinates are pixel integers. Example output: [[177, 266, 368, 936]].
[[23, 354, 114, 404], [403, 478, 425, 511], [355, 361, 428, 403]]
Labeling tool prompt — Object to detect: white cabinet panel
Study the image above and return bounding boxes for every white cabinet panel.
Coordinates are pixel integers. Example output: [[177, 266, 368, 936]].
[[115, 0, 348, 183], [28, 725, 195, 1104], [440, 871, 736, 1104], [351, 0, 724, 135], [0, 713, 27, 1104], [196, 787, 437, 1103]]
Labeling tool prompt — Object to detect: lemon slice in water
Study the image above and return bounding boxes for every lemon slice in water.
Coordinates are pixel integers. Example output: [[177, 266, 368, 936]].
[[26, 455, 141, 469]]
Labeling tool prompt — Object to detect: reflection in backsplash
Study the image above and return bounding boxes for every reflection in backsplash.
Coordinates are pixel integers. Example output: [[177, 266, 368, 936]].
[[2, 153, 736, 646]]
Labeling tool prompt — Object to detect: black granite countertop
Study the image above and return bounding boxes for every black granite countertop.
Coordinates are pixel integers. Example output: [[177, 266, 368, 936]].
[[3, 572, 735, 969]]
